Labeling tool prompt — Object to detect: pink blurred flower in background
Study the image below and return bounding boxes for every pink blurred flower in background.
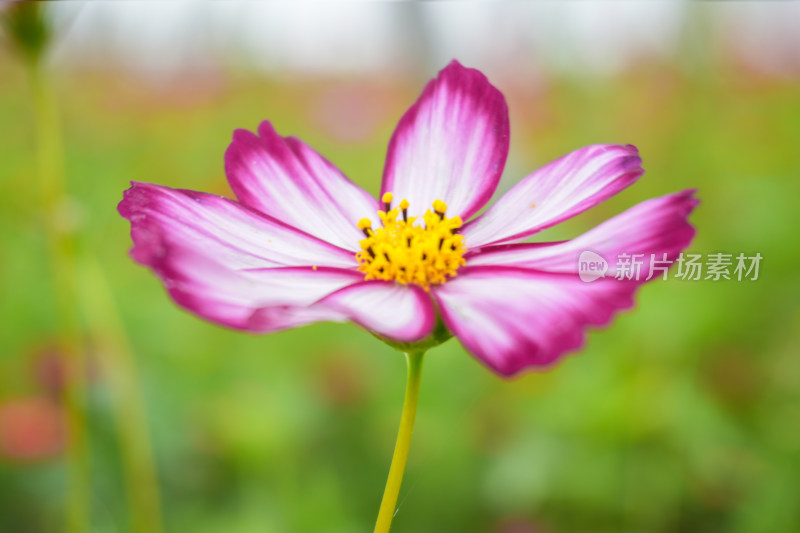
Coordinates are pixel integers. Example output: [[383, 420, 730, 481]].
[[119, 60, 697, 377], [0, 397, 64, 461]]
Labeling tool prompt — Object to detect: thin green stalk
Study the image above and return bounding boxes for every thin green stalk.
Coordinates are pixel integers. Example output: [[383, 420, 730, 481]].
[[28, 42, 164, 533], [79, 256, 164, 533], [374, 351, 425, 533], [28, 56, 90, 533]]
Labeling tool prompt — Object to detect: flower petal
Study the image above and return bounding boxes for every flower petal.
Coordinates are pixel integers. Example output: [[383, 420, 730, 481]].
[[252, 281, 436, 343], [433, 266, 640, 377], [225, 121, 379, 251], [119, 182, 356, 270], [380, 60, 509, 219], [142, 242, 362, 331], [467, 190, 699, 276], [121, 183, 434, 341], [461, 144, 644, 248]]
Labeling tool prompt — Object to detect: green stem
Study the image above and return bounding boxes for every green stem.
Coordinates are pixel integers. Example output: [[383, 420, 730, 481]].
[[28, 48, 164, 533], [29, 56, 90, 533], [374, 351, 425, 533], [79, 256, 164, 533]]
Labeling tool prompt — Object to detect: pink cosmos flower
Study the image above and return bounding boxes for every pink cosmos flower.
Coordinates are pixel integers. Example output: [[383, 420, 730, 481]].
[[119, 60, 697, 377]]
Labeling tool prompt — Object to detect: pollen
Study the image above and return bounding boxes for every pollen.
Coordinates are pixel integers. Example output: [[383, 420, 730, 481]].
[[355, 193, 467, 290]]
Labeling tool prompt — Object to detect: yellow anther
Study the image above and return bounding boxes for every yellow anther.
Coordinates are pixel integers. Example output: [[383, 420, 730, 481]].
[[357, 218, 372, 231], [381, 192, 394, 204], [355, 198, 466, 290]]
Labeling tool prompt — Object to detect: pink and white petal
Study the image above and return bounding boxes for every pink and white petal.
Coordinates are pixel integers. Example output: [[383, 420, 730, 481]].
[[461, 144, 644, 248], [119, 182, 356, 270], [225, 121, 379, 251], [252, 281, 436, 343], [467, 190, 699, 278], [141, 239, 363, 331], [432, 266, 639, 377], [380, 60, 509, 220], [319, 281, 435, 343]]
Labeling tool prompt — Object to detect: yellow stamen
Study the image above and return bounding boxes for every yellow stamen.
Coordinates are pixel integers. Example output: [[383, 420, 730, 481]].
[[381, 192, 394, 212], [355, 193, 466, 290], [357, 218, 372, 237]]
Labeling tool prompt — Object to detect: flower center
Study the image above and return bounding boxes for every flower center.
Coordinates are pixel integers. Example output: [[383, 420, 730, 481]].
[[355, 192, 467, 290]]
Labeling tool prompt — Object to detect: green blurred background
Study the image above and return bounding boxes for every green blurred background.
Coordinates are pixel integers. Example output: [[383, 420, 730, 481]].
[[1, 2, 799, 532]]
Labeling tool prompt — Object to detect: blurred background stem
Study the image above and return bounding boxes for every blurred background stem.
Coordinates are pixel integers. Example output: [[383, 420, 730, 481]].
[[28, 41, 91, 533], [79, 257, 164, 533], [9, 3, 164, 531]]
